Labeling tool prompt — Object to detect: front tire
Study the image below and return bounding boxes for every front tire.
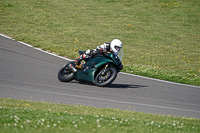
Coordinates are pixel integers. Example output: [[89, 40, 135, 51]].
[[95, 67, 117, 87], [58, 66, 74, 82]]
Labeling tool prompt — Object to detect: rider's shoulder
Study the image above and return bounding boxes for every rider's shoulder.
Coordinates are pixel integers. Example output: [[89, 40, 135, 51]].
[[104, 42, 111, 47], [105, 42, 111, 44], [97, 42, 111, 49]]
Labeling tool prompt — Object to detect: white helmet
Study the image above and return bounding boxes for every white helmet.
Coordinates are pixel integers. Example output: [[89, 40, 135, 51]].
[[110, 39, 122, 55]]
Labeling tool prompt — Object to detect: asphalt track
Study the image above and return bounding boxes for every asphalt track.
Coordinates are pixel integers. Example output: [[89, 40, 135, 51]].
[[0, 34, 200, 118]]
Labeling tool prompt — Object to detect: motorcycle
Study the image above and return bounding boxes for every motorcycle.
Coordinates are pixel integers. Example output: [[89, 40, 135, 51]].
[[57, 50, 123, 87]]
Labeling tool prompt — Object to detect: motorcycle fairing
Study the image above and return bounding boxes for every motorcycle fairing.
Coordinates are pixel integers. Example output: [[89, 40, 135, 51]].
[[73, 56, 114, 82]]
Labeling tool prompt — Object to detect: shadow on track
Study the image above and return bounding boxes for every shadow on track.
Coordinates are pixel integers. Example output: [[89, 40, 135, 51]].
[[107, 84, 148, 89], [69, 81, 148, 89]]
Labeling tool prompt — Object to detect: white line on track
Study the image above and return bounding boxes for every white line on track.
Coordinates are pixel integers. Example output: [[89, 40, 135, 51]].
[[0, 33, 199, 89]]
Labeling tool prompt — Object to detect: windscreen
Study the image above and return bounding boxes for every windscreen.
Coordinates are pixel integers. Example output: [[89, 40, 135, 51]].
[[118, 49, 123, 60]]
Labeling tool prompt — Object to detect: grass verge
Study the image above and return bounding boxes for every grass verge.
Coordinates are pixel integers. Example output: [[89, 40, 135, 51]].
[[0, 0, 199, 85], [0, 98, 199, 132]]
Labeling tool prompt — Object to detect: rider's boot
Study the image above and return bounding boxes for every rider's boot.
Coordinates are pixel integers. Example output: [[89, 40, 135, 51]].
[[75, 57, 83, 69], [75, 58, 81, 65]]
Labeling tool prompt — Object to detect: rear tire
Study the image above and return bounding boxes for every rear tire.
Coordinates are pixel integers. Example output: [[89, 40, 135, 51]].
[[95, 67, 117, 87], [58, 66, 74, 82]]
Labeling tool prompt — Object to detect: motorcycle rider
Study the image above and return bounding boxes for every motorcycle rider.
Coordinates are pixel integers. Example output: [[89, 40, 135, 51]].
[[75, 39, 122, 66]]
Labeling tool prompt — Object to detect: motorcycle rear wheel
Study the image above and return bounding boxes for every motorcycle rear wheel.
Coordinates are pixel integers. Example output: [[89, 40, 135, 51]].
[[58, 67, 74, 82], [95, 67, 117, 87]]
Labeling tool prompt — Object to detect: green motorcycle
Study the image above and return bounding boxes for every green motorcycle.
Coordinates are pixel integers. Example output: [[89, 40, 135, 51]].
[[58, 50, 123, 87]]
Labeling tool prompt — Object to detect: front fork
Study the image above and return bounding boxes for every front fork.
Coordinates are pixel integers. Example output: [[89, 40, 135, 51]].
[[101, 64, 109, 75]]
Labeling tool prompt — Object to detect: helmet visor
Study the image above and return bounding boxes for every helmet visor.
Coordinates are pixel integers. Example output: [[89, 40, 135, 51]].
[[115, 46, 121, 51]]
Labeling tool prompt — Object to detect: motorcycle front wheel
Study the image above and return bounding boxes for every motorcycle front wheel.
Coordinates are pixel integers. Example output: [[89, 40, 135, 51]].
[[58, 66, 74, 82], [95, 67, 117, 87]]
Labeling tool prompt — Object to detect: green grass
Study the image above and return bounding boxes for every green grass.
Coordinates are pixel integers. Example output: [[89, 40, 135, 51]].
[[0, 98, 199, 133], [0, 0, 199, 85]]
